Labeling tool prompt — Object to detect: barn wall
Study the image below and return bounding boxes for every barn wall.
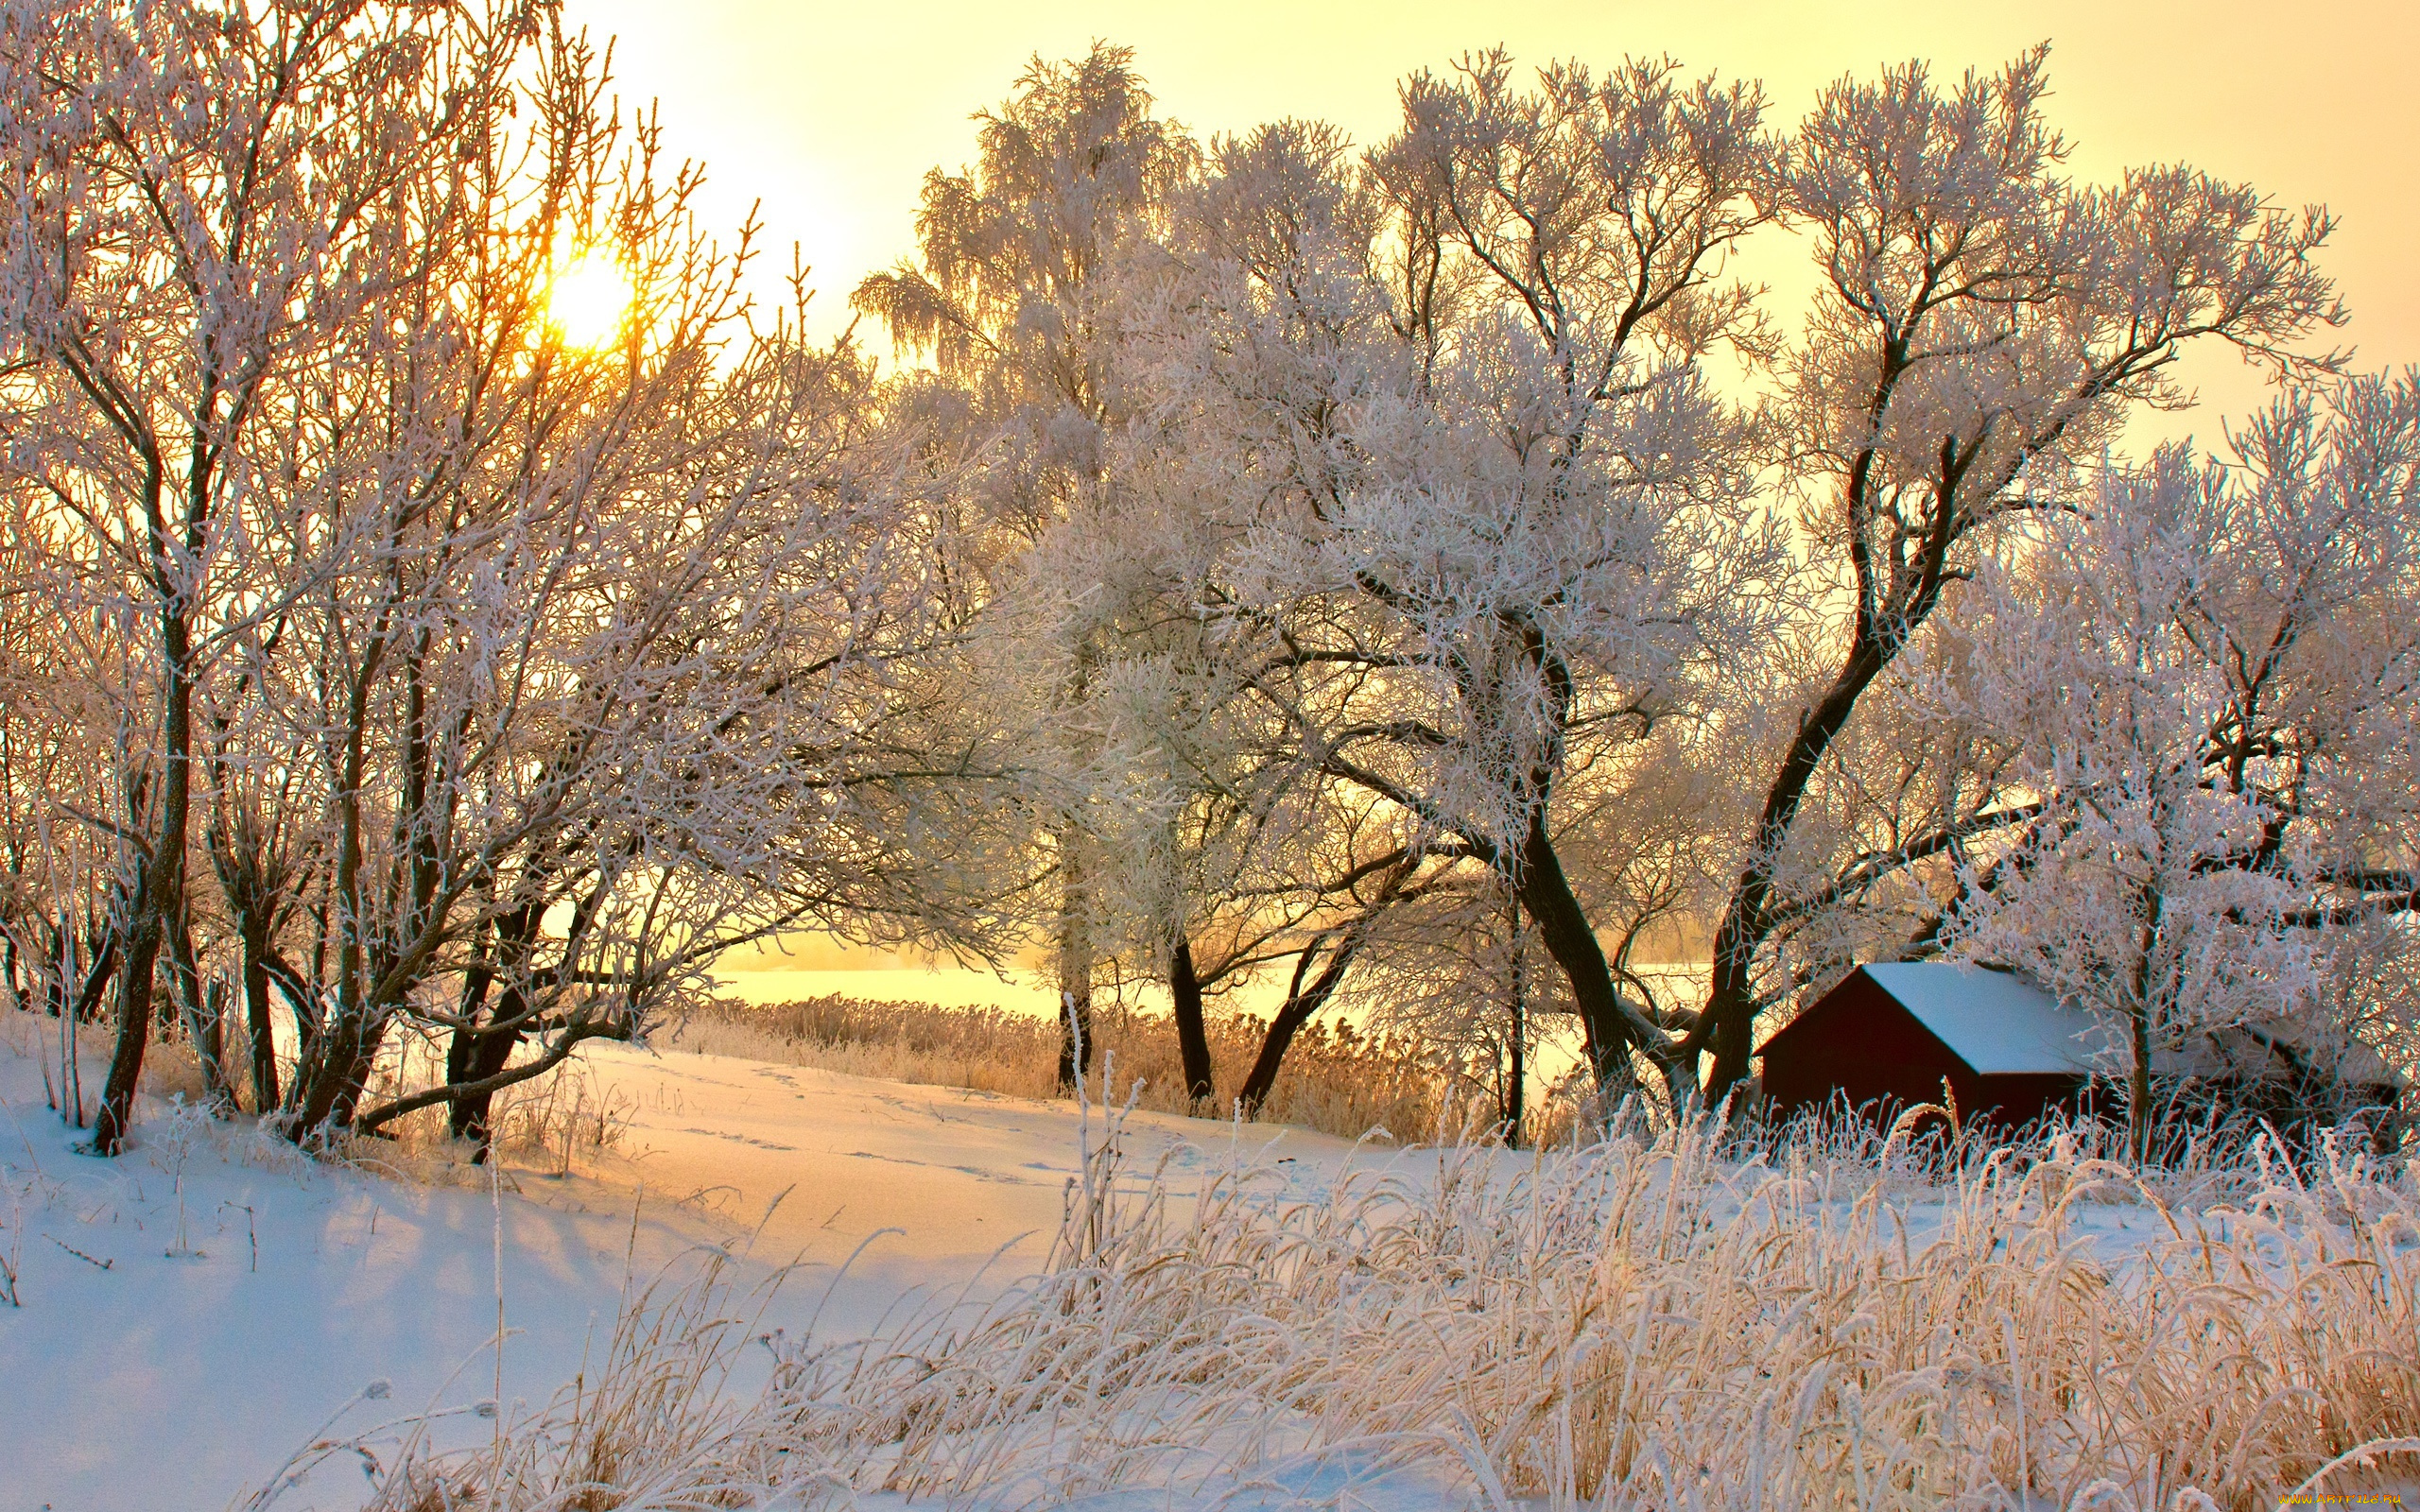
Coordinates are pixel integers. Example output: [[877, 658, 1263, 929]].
[[1760, 973, 2086, 1128], [1761, 974, 1966, 1117], [1962, 1072, 2087, 1129]]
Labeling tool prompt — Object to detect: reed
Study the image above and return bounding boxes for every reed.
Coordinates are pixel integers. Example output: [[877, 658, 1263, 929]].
[[322, 1093, 2420, 1512], [666, 992, 1512, 1144]]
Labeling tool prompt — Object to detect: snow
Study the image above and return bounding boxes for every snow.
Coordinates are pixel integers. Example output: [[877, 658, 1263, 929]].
[[0, 1018, 1380, 1511], [1858, 961, 2121, 1075], [5, 1012, 2403, 1511]]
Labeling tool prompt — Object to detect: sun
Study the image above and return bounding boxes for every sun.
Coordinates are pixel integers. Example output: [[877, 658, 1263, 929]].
[[545, 251, 635, 349]]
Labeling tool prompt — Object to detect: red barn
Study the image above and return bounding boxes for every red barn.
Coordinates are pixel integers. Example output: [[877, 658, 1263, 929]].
[[1756, 962, 2110, 1127], [1757, 961, 2407, 1138]]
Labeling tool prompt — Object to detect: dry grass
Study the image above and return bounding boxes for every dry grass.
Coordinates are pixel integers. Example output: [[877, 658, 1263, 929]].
[[666, 992, 1518, 1144], [340, 1047, 640, 1188], [0, 1005, 636, 1187], [302, 1088, 2420, 1512]]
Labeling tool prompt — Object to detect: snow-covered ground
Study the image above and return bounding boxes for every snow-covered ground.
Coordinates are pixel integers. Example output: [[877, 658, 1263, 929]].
[[0, 1022, 1383, 1512], [6, 1014, 2412, 1511]]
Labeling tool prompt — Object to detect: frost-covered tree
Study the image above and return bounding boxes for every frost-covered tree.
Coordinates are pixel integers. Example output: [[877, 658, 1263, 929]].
[[854, 43, 1196, 1088], [1, 1, 1020, 1153], [232, 36, 1022, 1150], [0, 556, 136, 1121], [0, 0, 535, 1152], [1688, 48, 2345, 1106], [1913, 375, 2420, 1155], [1107, 59, 1789, 1107]]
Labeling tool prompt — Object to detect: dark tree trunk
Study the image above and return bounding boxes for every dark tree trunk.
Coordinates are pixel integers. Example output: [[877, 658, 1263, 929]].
[[1, 933, 25, 1018], [1699, 638, 1890, 1106], [211, 817, 292, 1117], [239, 923, 278, 1114], [89, 922, 164, 1154], [1237, 855, 1426, 1117], [261, 949, 320, 1077], [448, 982, 527, 1161], [94, 420, 215, 1155], [289, 985, 391, 1143], [443, 937, 504, 1136], [1237, 934, 1355, 1116], [2127, 878, 2167, 1165], [198, 979, 232, 1114], [324, 1009, 393, 1132], [50, 932, 115, 1126], [1509, 810, 1686, 1112], [288, 1015, 359, 1139], [165, 910, 233, 1115], [1169, 936, 1214, 1107], [1053, 836, 1095, 1091], [66, 938, 119, 1025], [94, 716, 195, 1153], [450, 1022, 525, 1160]]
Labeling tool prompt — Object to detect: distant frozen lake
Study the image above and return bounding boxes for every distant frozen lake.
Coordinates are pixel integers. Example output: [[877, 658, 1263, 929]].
[[703, 959, 1676, 1092], [713, 962, 1072, 1015]]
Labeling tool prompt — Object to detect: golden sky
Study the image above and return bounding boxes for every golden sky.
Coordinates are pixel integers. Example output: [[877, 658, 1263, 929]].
[[565, 0, 2415, 442]]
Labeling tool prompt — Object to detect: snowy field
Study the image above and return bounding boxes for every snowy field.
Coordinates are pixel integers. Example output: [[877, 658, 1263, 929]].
[[4, 1012, 2416, 1511], [0, 1019, 1382, 1511]]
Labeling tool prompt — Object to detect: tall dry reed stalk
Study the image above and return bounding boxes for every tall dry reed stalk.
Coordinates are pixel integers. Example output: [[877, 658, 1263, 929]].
[[310, 1087, 2419, 1512]]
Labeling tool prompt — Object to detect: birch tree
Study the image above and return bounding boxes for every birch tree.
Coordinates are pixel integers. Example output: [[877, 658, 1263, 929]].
[[853, 44, 1195, 1086]]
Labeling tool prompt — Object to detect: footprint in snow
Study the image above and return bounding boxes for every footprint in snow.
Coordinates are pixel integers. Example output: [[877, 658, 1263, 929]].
[[676, 1126, 799, 1152]]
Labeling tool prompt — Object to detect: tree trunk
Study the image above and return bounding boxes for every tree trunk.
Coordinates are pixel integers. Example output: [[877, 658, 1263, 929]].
[[1236, 933, 1355, 1117], [89, 921, 164, 1154], [448, 985, 527, 1161], [1698, 638, 1892, 1106], [2127, 879, 2168, 1165], [93, 447, 206, 1153], [1504, 887, 1525, 1148], [1238, 855, 1426, 1118], [289, 991, 392, 1143], [165, 909, 233, 1115], [451, 1024, 525, 1160], [198, 979, 233, 1115], [1, 933, 26, 1019], [1511, 810, 1691, 1117], [1169, 936, 1214, 1107], [239, 922, 278, 1115], [324, 1010, 392, 1133], [51, 929, 113, 1126], [2129, 1002, 2153, 1165], [1054, 840, 1094, 1091]]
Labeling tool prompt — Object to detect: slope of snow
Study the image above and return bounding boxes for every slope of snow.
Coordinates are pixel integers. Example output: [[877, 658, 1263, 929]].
[[9, 1014, 2382, 1511], [0, 1021, 1385, 1511]]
